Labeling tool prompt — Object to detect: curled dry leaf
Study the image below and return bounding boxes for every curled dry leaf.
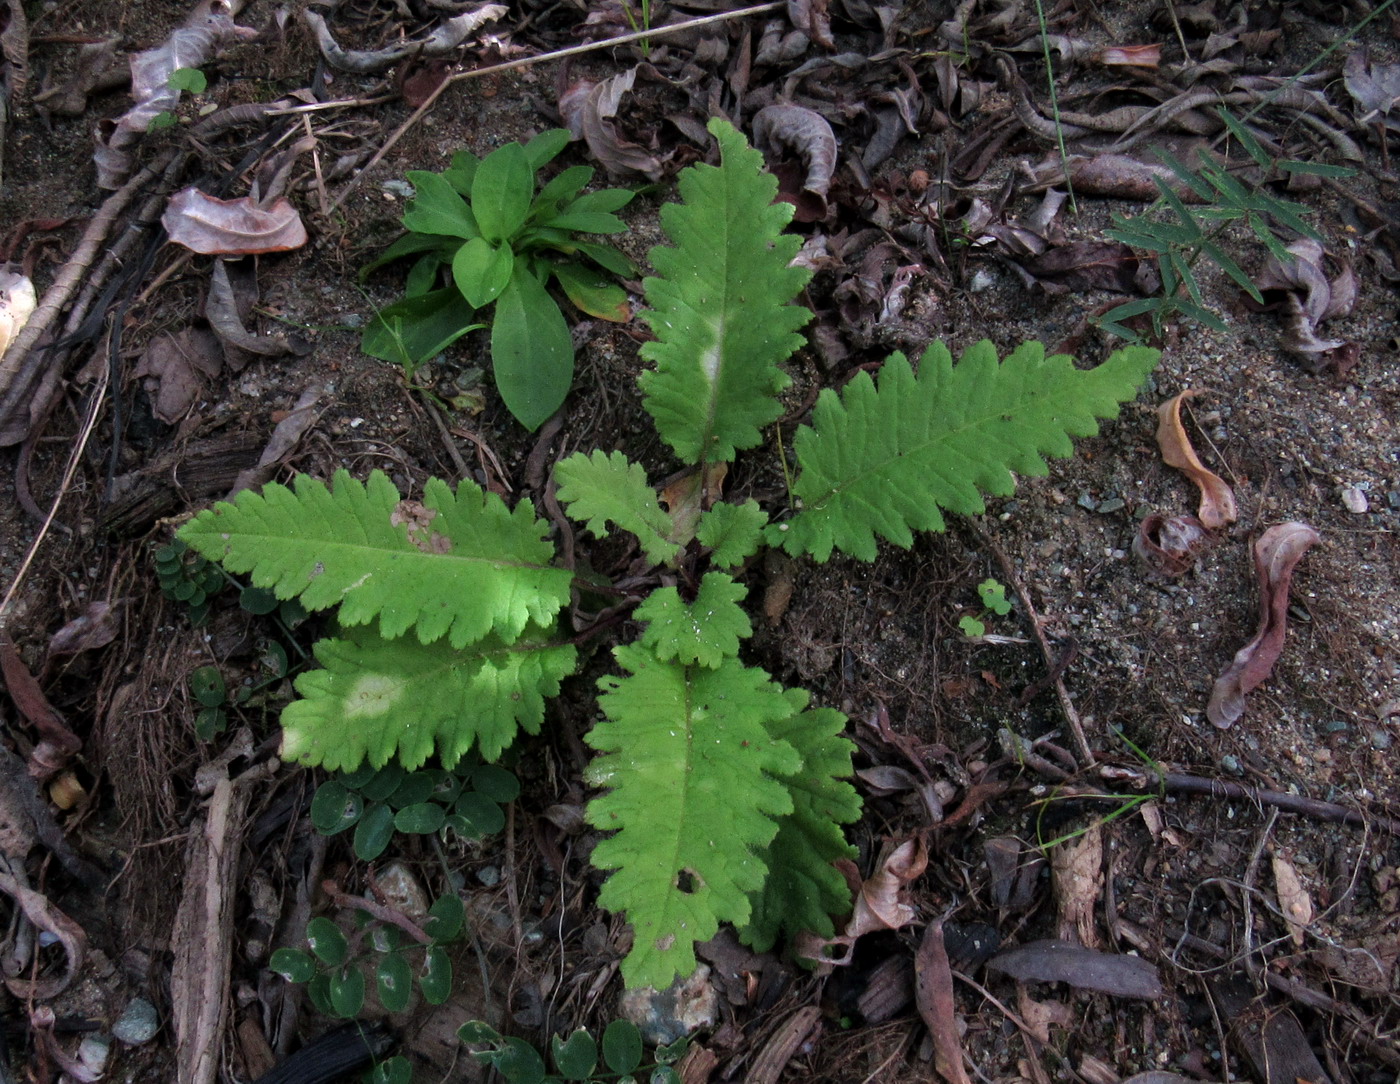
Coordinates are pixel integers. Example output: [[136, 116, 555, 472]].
[[753, 103, 838, 222], [914, 921, 972, 1084], [1344, 49, 1400, 134], [131, 326, 223, 423], [847, 837, 927, 937], [94, 0, 259, 189], [1097, 43, 1161, 67], [988, 939, 1164, 999], [163, 188, 308, 255], [0, 869, 88, 998], [48, 601, 123, 657], [1156, 390, 1236, 529], [303, 4, 506, 74], [559, 66, 665, 180], [1256, 238, 1358, 370], [205, 259, 308, 358], [1271, 851, 1313, 948], [787, 0, 833, 50], [229, 382, 326, 495], [1133, 512, 1211, 576], [0, 632, 82, 780], [1206, 522, 1321, 728], [1018, 240, 1154, 295]]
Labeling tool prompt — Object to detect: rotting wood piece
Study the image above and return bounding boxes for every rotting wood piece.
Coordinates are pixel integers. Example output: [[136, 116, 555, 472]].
[[101, 430, 264, 536]]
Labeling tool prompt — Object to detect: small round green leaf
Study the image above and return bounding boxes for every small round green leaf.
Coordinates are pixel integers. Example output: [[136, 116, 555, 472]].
[[394, 802, 446, 834], [496, 1037, 547, 1084], [360, 765, 407, 802], [194, 706, 226, 741], [167, 67, 207, 93], [310, 780, 364, 835], [470, 764, 520, 803], [551, 1028, 597, 1081], [651, 1067, 681, 1084], [189, 665, 226, 707], [452, 793, 504, 837], [388, 771, 435, 809], [418, 944, 452, 1005], [655, 1036, 689, 1065], [424, 893, 466, 943], [369, 924, 401, 954], [328, 964, 366, 1018], [353, 802, 396, 861], [457, 1020, 503, 1045], [239, 585, 278, 615], [370, 1055, 413, 1084], [305, 917, 348, 967], [307, 972, 334, 1016], [602, 1019, 642, 1075], [269, 947, 315, 984], [376, 952, 413, 1013], [339, 764, 379, 791]]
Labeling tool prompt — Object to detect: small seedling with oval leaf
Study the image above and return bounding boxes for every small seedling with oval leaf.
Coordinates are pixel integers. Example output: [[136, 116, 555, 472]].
[[459, 1018, 688, 1084], [362, 129, 637, 430], [958, 577, 1014, 638]]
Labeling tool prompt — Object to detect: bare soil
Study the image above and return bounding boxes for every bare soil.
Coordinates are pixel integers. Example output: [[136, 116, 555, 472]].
[[1, 0, 1398, 1082]]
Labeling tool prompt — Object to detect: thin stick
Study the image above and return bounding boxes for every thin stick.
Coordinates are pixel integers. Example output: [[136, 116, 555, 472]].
[[329, 1, 784, 211]]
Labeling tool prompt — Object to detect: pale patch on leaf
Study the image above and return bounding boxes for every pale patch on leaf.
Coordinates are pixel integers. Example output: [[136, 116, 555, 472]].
[[1155, 389, 1237, 529], [163, 188, 308, 255], [1206, 522, 1321, 728]]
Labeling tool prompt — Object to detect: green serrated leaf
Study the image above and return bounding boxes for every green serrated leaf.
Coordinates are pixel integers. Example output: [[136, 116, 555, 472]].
[[771, 341, 1159, 561], [602, 1020, 642, 1075], [403, 171, 481, 239], [635, 573, 752, 668], [306, 917, 348, 966], [587, 646, 803, 989], [639, 119, 811, 464], [270, 947, 316, 984], [167, 67, 207, 93], [418, 944, 453, 1004], [179, 470, 571, 649], [551, 1029, 598, 1080], [977, 578, 1012, 615], [377, 952, 413, 1013], [491, 265, 573, 431], [555, 450, 679, 565], [695, 500, 767, 567], [741, 702, 859, 952], [353, 802, 397, 860], [453, 237, 516, 307], [472, 142, 534, 242], [283, 624, 577, 770], [959, 614, 986, 637]]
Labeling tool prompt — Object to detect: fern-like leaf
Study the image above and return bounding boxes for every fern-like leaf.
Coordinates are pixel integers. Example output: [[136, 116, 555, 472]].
[[741, 698, 860, 953], [773, 341, 1159, 561], [179, 471, 571, 646], [696, 500, 767, 567], [638, 119, 811, 465], [634, 573, 751, 668], [587, 645, 803, 988], [282, 624, 577, 771], [554, 451, 680, 565]]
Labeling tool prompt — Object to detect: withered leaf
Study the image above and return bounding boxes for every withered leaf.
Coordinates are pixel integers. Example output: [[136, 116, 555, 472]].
[[0, 871, 87, 999], [47, 601, 123, 657], [205, 259, 308, 359], [132, 326, 223, 423], [0, 267, 35, 357], [1271, 851, 1312, 948], [848, 837, 927, 937], [0, 632, 82, 780], [1344, 49, 1400, 133], [559, 67, 665, 181], [1020, 241, 1149, 294], [914, 922, 972, 1084], [1206, 522, 1321, 728], [753, 103, 838, 221], [163, 188, 308, 256], [988, 940, 1164, 999], [1133, 513, 1211, 577], [1256, 238, 1357, 369], [1156, 389, 1236, 529]]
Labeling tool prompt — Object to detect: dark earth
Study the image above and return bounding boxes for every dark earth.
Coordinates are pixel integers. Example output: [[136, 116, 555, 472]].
[[0, 0, 1398, 1081]]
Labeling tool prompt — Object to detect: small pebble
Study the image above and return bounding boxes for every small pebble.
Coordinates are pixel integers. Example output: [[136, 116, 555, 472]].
[[381, 180, 416, 199], [1340, 486, 1369, 514], [476, 865, 501, 887], [1220, 755, 1243, 776], [77, 1036, 111, 1076], [619, 965, 718, 1046], [113, 998, 159, 1045], [1077, 493, 1098, 511], [1098, 498, 1126, 514], [1371, 731, 1393, 751], [1322, 720, 1349, 734], [968, 268, 997, 293]]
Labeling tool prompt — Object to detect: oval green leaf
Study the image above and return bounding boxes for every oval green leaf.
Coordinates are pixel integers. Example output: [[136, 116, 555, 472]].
[[353, 802, 396, 861], [189, 665, 226, 707], [453, 237, 515, 307], [496, 1037, 547, 1084], [551, 1028, 597, 1081], [402, 171, 480, 239], [523, 128, 572, 170], [377, 951, 413, 1013], [370, 1055, 413, 1084], [457, 1020, 503, 1045], [393, 801, 446, 834], [490, 267, 572, 431], [452, 793, 505, 837], [471, 142, 533, 243], [305, 917, 348, 967], [310, 780, 364, 835], [425, 893, 466, 942], [418, 944, 453, 1005], [552, 261, 630, 322], [387, 771, 435, 809], [469, 764, 521, 803], [360, 765, 407, 802], [328, 964, 366, 1018], [602, 1019, 642, 1075], [269, 946, 316, 984]]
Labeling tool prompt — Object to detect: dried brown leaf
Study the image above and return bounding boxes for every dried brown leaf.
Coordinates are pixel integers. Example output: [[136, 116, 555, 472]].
[[0, 868, 87, 998], [753, 103, 837, 221], [1206, 522, 1321, 728], [1133, 512, 1211, 576], [1156, 390, 1237, 529], [302, 5, 506, 73], [559, 67, 665, 181], [1019, 240, 1149, 294], [229, 382, 326, 495], [849, 838, 927, 937], [1344, 49, 1400, 133], [787, 0, 833, 50], [132, 326, 223, 423], [988, 940, 1164, 999], [1097, 43, 1161, 67], [1256, 239, 1357, 368], [1051, 824, 1101, 948], [1271, 851, 1312, 948], [205, 258, 307, 358], [163, 188, 308, 255], [47, 601, 123, 657], [914, 921, 972, 1084], [0, 632, 81, 780]]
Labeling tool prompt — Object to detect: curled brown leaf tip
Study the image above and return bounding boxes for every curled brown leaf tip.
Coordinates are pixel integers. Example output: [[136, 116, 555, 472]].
[[163, 189, 307, 255], [1206, 522, 1321, 729], [1156, 390, 1236, 529], [1133, 513, 1211, 577], [1256, 239, 1358, 370]]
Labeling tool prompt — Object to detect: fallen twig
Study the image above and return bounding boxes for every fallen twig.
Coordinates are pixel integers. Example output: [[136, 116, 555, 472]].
[[329, 2, 785, 211]]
